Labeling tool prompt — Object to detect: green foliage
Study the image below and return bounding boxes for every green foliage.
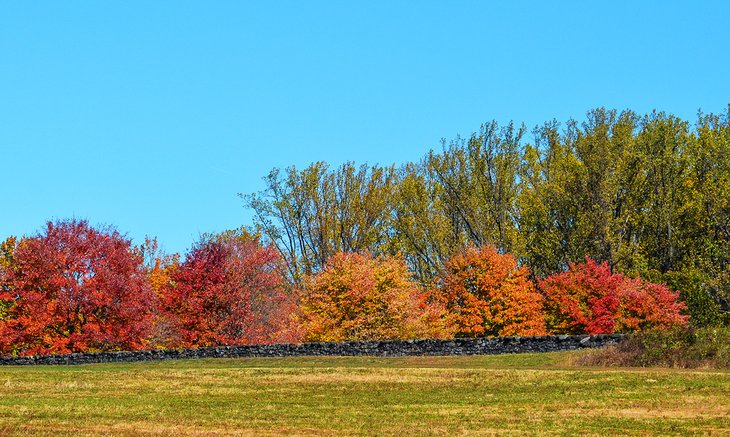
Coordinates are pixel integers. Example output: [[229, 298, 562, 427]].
[[241, 162, 397, 283], [663, 269, 724, 327], [243, 106, 730, 329], [580, 326, 730, 369]]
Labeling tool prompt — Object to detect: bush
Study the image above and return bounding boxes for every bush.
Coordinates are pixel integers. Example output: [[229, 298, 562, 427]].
[[158, 234, 296, 347], [539, 258, 688, 334], [576, 326, 730, 369]]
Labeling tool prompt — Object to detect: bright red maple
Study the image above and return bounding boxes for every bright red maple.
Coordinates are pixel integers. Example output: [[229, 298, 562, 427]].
[[0, 220, 156, 356], [436, 246, 547, 337], [538, 258, 688, 334], [158, 235, 296, 347]]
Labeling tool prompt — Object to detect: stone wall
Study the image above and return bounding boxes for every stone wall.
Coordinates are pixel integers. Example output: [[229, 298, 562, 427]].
[[0, 334, 624, 366]]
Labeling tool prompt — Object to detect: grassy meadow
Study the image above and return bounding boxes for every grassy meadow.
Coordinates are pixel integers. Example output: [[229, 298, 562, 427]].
[[0, 352, 728, 436]]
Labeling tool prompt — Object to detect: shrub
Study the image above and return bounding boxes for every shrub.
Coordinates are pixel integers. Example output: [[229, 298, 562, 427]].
[[576, 326, 730, 369], [539, 258, 688, 334], [663, 268, 727, 327]]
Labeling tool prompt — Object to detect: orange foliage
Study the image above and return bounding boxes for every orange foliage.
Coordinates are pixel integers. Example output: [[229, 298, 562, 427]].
[[148, 256, 178, 297], [436, 246, 547, 337], [299, 252, 452, 342]]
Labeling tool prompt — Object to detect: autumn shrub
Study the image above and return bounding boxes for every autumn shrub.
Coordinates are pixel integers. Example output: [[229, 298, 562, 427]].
[[158, 234, 297, 348], [575, 326, 730, 369], [0, 220, 157, 356], [435, 246, 547, 337], [539, 258, 688, 335], [299, 251, 452, 342]]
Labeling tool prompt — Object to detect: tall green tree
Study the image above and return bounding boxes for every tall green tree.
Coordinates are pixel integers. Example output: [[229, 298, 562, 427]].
[[241, 106, 730, 325]]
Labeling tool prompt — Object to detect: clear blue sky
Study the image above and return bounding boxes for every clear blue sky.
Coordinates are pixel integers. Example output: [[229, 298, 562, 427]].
[[2, 1, 729, 255]]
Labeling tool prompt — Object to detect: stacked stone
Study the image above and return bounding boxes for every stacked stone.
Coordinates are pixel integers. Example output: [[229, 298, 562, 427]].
[[0, 334, 625, 366]]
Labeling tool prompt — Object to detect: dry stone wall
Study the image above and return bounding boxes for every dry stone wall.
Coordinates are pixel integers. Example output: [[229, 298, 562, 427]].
[[0, 334, 624, 366]]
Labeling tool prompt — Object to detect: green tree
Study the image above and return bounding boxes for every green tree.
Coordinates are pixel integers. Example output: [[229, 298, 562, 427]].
[[243, 162, 396, 283]]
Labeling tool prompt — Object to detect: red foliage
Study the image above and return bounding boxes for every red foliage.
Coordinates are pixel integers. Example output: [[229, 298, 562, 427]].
[[616, 277, 690, 332], [299, 252, 452, 341], [436, 246, 547, 337], [0, 220, 156, 356], [538, 258, 688, 334], [158, 235, 296, 347]]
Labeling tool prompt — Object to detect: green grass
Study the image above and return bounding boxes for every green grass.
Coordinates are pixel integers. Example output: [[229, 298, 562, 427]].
[[0, 352, 728, 436]]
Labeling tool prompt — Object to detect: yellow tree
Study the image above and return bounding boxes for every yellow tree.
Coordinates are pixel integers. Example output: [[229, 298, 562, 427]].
[[299, 252, 451, 341]]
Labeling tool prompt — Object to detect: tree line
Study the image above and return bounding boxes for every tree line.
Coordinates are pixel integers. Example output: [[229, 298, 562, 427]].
[[243, 107, 730, 326], [0, 219, 687, 356]]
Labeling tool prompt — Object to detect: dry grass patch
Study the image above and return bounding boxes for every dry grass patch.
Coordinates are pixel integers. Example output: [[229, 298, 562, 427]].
[[0, 353, 728, 435]]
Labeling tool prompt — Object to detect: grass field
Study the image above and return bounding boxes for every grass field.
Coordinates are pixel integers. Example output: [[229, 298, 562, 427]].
[[0, 352, 728, 436]]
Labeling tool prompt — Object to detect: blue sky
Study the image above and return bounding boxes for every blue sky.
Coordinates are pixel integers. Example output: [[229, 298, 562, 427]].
[[2, 1, 729, 255]]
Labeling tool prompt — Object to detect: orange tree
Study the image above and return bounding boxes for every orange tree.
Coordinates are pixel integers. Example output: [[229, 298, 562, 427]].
[[435, 245, 547, 337], [299, 251, 451, 341], [538, 258, 688, 334], [134, 236, 179, 298]]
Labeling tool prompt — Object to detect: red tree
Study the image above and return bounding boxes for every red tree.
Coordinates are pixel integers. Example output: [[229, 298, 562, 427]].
[[538, 258, 688, 334], [159, 234, 296, 347], [0, 220, 156, 356], [436, 246, 547, 337]]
